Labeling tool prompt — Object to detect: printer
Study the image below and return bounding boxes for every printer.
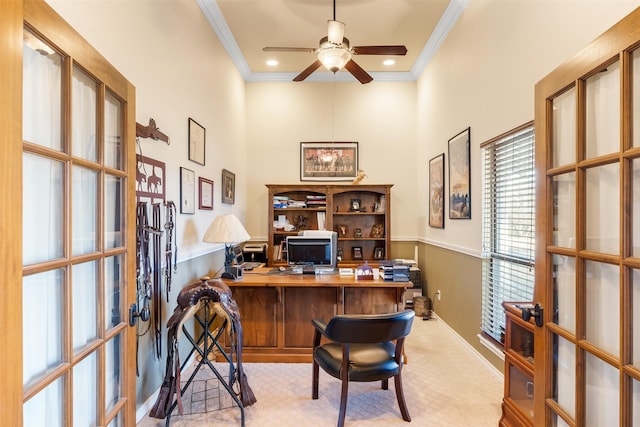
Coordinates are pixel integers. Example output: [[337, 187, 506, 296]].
[[242, 243, 268, 263]]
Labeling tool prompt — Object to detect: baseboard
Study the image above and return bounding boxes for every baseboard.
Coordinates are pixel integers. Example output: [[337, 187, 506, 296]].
[[136, 353, 197, 423], [136, 389, 160, 423], [430, 311, 504, 380]]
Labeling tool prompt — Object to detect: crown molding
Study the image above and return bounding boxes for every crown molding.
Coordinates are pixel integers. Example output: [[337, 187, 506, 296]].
[[197, 0, 468, 83]]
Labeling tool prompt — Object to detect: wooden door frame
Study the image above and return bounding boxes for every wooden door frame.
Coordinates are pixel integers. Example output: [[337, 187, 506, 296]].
[[1, 1, 137, 425], [0, 2, 25, 424]]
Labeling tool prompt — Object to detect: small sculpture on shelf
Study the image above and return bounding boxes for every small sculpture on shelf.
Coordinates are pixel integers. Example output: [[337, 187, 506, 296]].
[[294, 215, 308, 230], [352, 169, 367, 185]]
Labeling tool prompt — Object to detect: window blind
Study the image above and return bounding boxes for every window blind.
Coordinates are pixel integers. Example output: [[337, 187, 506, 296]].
[[481, 124, 535, 343]]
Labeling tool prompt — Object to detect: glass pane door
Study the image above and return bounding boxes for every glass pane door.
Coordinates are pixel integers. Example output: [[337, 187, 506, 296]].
[[22, 20, 133, 426]]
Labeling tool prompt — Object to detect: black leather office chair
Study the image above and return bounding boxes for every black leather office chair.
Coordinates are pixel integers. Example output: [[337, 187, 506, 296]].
[[311, 309, 415, 427]]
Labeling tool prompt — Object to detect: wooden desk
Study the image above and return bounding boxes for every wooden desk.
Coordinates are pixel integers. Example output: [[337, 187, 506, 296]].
[[222, 268, 410, 362]]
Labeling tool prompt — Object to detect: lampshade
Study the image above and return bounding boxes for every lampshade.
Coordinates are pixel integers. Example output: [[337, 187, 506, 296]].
[[318, 48, 352, 73], [202, 214, 250, 244]]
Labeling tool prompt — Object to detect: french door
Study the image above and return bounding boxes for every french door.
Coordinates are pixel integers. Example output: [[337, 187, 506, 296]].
[[1, 1, 137, 425], [534, 7, 640, 426]]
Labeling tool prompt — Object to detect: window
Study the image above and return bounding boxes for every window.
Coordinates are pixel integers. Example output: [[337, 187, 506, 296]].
[[481, 123, 535, 343]]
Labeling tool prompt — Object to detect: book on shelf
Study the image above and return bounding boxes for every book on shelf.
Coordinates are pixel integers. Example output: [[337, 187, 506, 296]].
[[316, 211, 326, 230], [305, 195, 327, 207], [272, 241, 289, 262], [287, 200, 307, 208]]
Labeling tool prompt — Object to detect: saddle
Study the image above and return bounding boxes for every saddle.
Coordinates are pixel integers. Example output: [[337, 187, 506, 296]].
[[149, 277, 257, 419]]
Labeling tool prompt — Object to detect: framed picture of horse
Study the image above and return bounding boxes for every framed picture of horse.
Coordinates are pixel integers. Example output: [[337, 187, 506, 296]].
[[300, 142, 359, 181]]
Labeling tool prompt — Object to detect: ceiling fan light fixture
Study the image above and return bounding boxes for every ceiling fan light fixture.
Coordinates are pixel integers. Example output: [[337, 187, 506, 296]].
[[318, 48, 351, 73], [327, 20, 345, 45]]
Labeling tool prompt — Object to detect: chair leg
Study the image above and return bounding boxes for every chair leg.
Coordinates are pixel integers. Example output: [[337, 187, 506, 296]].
[[312, 359, 319, 400], [394, 372, 411, 422], [337, 376, 349, 427], [381, 378, 389, 390]]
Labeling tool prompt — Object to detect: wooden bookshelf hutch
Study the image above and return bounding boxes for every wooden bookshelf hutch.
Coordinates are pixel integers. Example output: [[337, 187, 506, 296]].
[[266, 184, 392, 267]]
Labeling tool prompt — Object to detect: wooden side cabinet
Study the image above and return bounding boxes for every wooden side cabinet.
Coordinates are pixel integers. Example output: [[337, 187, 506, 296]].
[[500, 302, 535, 427]]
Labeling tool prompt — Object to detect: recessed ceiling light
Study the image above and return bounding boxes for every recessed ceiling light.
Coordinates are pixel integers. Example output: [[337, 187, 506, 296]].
[[266, 59, 278, 66], [383, 59, 395, 66]]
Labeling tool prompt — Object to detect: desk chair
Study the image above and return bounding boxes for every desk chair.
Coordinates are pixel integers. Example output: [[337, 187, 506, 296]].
[[311, 310, 415, 427]]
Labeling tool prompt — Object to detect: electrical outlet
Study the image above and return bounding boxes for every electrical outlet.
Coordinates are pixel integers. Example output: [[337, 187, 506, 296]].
[[436, 290, 441, 301]]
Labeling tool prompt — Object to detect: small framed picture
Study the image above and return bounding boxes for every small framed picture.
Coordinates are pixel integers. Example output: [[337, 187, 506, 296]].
[[222, 169, 235, 205], [354, 228, 362, 238], [373, 247, 385, 260], [352, 246, 363, 260], [180, 167, 195, 214], [198, 177, 213, 210], [370, 224, 384, 238], [188, 118, 206, 166], [349, 198, 361, 212], [337, 225, 349, 237]]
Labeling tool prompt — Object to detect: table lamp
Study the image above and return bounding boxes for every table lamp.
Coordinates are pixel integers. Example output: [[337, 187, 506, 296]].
[[202, 214, 251, 281]]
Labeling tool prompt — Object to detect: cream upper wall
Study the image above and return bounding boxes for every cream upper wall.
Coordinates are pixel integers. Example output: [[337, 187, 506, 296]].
[[417, 0, 640, 256], [47, 0, 248, 261], [45, 0, 640, 259], [244, 81, 417, 241]]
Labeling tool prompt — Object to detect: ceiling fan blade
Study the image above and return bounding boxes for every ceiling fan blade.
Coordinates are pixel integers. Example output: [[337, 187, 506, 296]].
[[327, 20, 345, 45], [344, 59, 373, 84], [263, 47, 317, 53], [293, 60, 323, 82], [352, 45, 408, 56]]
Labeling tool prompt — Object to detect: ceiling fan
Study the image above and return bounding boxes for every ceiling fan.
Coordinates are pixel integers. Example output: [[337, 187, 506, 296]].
[[262, 0, 407, 84]]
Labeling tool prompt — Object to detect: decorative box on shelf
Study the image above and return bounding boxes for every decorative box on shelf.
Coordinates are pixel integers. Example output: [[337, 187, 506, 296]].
[[355, 262, 374, 280]]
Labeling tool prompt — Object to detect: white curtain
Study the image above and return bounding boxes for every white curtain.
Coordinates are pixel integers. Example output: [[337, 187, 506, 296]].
[[23, 34, 97, 425]]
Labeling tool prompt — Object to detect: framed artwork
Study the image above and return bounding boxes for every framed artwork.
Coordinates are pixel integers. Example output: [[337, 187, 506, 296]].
[[188, 118, 206, 165], [349, 198, 362, 212], [429, 153, 445, 228], [352, 246, 363, 260], [448, 127, 471, 219], [370, 223, 384, 238], [136, 154, 166, 203], [222, 169, 235, 205], [180, 167, 195, 214], [300, 141, 359, 181], [337, 224, 349, 237], [373, 247, 385, 260], [198, 177, 214, 210]]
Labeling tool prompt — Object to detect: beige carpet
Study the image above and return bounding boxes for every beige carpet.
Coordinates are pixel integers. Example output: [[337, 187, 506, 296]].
[[137, 316, 503, 426]]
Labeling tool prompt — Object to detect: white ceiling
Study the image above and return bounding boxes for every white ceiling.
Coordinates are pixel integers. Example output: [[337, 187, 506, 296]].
[[197, 0, 468, 83]]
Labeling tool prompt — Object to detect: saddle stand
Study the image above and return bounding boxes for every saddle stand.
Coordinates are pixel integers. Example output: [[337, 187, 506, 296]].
[[150, 278, 256, 426], [165, 303, 244, 426]]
